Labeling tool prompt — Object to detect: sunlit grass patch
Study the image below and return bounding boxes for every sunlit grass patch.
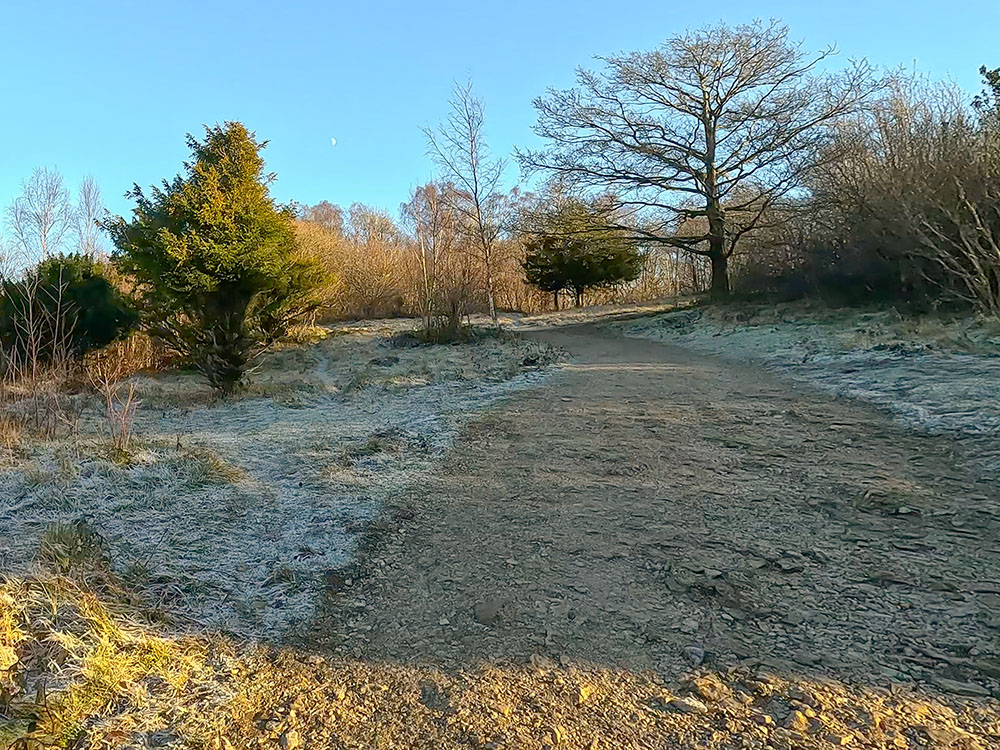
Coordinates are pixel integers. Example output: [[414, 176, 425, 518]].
[[3, 530, 217, 747], [0, 574, 216, 748], [278, 324, 330, 348]]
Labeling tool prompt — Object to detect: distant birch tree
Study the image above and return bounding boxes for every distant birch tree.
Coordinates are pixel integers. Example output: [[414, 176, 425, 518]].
[[424, 81, 506, 322], [402, 182, 453, 331], [5, 167, 73, 262], [75, 175, 106, 257]]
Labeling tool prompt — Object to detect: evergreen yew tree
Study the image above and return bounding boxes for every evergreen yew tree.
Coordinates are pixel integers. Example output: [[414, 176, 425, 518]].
[[523, 236, 641, 307], [103, 123, 319, 393], [521, 196, 642, 307], [522, 236, 575, 308], [0, 254, 138, 367]]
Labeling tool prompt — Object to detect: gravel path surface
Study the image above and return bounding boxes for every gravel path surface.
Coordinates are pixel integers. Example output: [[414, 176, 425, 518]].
[[299, 325, 1000, 748]]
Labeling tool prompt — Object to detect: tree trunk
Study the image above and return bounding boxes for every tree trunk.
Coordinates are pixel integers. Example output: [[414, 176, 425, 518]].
[[420, 239, 432, 333], [485, 265, 497, 324], [553, 291, 559, 310], [703, 114, 730, 297], [574, 289, 583, 307], [706, 195, 730, 296], [709, 250, 730, 296]]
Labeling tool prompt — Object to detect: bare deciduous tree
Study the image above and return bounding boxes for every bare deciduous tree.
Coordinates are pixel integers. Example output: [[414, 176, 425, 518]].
[[425, 81, 507, 322], [519, 21, 881, 294], [300, 200, 345, 234], [401, 182, 476, 333], [5, 167, 73, 262], [75, 175, 106, 257]]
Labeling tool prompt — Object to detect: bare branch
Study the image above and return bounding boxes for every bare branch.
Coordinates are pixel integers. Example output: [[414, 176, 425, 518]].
[[425, 80, 508, 322], [518, 21, 883, 293]]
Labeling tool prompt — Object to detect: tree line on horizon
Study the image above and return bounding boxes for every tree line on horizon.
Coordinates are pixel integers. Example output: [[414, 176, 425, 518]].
[[1, 19, 998, 393]]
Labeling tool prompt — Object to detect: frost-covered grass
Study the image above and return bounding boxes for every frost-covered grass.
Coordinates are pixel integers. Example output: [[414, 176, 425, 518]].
[[620, 301, 1000, 356], [0, 323, 560, 639]]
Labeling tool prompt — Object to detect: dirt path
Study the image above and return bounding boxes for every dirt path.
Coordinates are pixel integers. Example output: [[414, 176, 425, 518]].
[[291, 325, 1000, 748]]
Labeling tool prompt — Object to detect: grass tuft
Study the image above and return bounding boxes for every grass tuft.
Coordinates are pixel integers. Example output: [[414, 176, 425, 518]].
[[174, 445, 246, 486], [37, 520, 115, 587]]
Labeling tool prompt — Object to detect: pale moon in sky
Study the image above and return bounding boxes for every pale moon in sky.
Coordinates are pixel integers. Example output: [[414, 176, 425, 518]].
[[330, 137, 338, 147]]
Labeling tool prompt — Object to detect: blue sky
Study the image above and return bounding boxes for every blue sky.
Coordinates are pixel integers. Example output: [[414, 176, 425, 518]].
[[1, 1, 997, 224]]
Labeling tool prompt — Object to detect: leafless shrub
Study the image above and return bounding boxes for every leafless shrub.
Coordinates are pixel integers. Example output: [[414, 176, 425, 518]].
[[799, 73, 1000, 312], [0, 256, 80, 441], [341, 204, 410, 317], [908, 178, 1000, 314], [87, 349, 141, 455], [0, 275, 76, 382]]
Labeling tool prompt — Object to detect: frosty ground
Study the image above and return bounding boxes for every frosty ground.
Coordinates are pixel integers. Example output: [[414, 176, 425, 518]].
[[613, 302, 1000, 473], [3, 305, 1000, 749], [0, 324, 559, 638]]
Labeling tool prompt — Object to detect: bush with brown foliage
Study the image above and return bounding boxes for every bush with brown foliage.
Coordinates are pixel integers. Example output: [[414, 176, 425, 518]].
[[731, 71, 1000, 314]]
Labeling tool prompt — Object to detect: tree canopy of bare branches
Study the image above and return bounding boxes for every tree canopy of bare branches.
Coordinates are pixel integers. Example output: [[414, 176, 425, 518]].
[[299, 200, 345, 235], [5, 167, 73, 263], [74, 176, 106, 257], [425, 80, 507, 321], [518, 20, 881, 294]]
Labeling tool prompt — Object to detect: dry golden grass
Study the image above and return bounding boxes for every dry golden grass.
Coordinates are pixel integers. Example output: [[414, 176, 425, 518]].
[[0, 413, 25, 460], [83, 332, 171, 381], [1, 531, 218, 749], [3, 570, 996, 749]]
